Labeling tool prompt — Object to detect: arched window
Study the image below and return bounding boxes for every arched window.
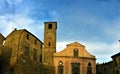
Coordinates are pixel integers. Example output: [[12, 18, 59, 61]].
[[58, 61, 63, 74], [74, 48, 78, 57]]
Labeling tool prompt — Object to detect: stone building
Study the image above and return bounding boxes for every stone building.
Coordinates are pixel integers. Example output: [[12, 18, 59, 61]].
[[0, 46, 12, 74], [111, 52, 120, 74], [0, 33, 12, 74], [96, 52, 120, 74], [54, 42, 96, 74], [96, 61, 115, 74], [43, 22, 57, 74], [0, 33, 5, 46], [0, 22, 96, 74], [3, 29, 43, 74]]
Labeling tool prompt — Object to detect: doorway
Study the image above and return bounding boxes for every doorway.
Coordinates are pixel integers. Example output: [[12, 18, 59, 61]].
[[71, 63, 80, 74]]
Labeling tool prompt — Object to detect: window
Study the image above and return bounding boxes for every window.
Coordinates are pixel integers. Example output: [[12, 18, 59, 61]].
[[24, 47, 29, 56], [27, 34, 29, 40], [58, 61, 63, 74], [35, 40, 37, 45], [33, 49, 37, 60], [74, 48, 78, 57], [71, 63, 80, 74], [48, 42, 51, 47], [48, 24, 52, 29], [58, 61, 63, 66], [40, 55, 42, 62], [40, 45, 42, 49], [87, 63, 92, 74]]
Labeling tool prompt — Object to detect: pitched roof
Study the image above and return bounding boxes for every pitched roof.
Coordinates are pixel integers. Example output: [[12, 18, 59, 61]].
[[111, 52, 120, 58], [67, 42, 85, 47], [0, 33, 5, 39], [6, 29, 43, 44]]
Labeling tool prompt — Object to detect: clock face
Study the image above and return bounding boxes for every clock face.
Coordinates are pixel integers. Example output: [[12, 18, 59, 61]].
[[47, 32, 53, 37]]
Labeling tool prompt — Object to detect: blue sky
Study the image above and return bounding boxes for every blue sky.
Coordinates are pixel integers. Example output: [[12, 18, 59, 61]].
[[0, 0, 120, 63]]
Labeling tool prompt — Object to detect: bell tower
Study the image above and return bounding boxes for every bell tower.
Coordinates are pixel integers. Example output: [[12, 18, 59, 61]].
[[44, 22, 57, 65]]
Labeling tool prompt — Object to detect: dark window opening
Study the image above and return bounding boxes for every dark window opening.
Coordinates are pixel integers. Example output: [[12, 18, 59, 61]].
[[88, 63, 91, 66], [40, 55, 42, 62], [27, 34, 29, 40], [48, 24, 52, 29], [58, 66, 63, 74], [35, 40, 37, 45], [71, 63, 80, 74], [40, 45, 42, 49], [33, 49, 37, 60], [48, 42, 51, 47], [74, 49, 78, 57]]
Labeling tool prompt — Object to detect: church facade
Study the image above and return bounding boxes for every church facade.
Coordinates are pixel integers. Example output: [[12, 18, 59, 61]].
[[0, 22, 96, 74], [54, 42, 96, 74]]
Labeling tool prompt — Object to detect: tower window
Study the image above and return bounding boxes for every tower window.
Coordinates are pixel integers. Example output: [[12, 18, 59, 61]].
[[74, 48, 78, 57], [48, 24, 52, 29]]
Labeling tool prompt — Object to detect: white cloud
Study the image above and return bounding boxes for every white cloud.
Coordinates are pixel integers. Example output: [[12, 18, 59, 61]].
[[0, 0, 45, 40], [0, 12, 44, 41]]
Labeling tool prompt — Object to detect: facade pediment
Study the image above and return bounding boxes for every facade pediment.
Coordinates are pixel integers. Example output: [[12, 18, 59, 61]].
[[54, 42, 95, 59]]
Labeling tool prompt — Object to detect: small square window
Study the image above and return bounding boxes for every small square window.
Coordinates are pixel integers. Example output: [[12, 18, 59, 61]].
[[48, 24, 52, 29]]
